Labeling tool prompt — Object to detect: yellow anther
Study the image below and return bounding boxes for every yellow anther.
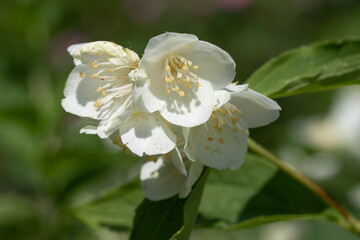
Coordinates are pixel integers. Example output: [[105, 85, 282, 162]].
[[230, 107, 236, 114], [94, 98, 102, 107], [211, 113, 217, 120], [178, 63, 184, 68], [108, 69, 113, 73], [237, 110, 242, 116], [207, 137, 214, 141], [193, 65, 199, 70], [91, 73, 98, 79], [177, 79, 183, 84], [196, 82, 200, 87], [96, 87, 103, 92], [174, 87, 180, 92], [124, 148, 130, 155], [219, 109, 227, 115], [167, 88, 171, 94], [173, 171, 179, 176], [194, 75, 199, 81], [102, 91, 107, 98], [188, 61, 193, 66], [182, 65, 189, 71], [231, 116, 240, 123], [218, 138, 224, 144], [185, 76, 191, 82], [181, 57, 186, 63], [185, 83, 191, 88], [166, 66, 171, 72], [232, 127, 238, 132], [170, 76, 175, 82], [148, 156, 155, 161], [243, 129, 249, 134], [179, 91, 185, 97], [112, 134, 120, 144], [90, 62, 99, 68], [80, 72, 85, 78], [170, 62, 176, 67], [165, 77, 171, 82]]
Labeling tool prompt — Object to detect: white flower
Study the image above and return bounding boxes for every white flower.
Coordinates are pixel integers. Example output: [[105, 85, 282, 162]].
[[62, 41, 140, 138], [184, 84, 281, 170], [131, 32, 236, 128], [111, 111, 177, 157], [140, 147, 204, 201]]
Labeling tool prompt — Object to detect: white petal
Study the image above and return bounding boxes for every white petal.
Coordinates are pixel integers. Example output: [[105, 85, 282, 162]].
[[134, 81, 166, 113], [230, 88, 281, 128], [191, 40, 236, 90], [170, 147, 187, 177], [97, 102, 134, 138], [67, 43, 88, 56], [61, 64, 105, 119], [179, 160, 204, 198], [213, 89, 231, 111], [225, 83, 248, 92], [80, 125, 98, 135], [129, 69, 151, 103], [160, 80, 214, 127], [183, 127, 196, 161], [142, 32, 198, 63], [119, 112, 176, 157], [192, 121, 249, 170], [140, 157, 187, 201]]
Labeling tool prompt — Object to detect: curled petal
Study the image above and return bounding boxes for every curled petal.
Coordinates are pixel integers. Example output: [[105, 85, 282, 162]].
[[119, 112, 177, 157]]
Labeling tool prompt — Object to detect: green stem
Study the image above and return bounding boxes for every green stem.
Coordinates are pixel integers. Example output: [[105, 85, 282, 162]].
[[248, 138, 360, 235]]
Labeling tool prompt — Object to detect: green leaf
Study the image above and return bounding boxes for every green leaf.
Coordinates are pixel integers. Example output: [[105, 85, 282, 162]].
[[69, 181, 143, 231], [198, 153, 344, 230], [130, 169, 209, 240], [246, 39, 360, 98]]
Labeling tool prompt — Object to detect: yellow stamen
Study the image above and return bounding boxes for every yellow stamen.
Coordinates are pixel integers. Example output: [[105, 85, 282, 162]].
[[112, 134, 120, 144], [94, 98, 102, 108], [232, 127, 238, 132], [166, 66, 171, 72], [194, 75, 198, 81], [182, 65, 189, 71], [90, 62, 99, 68], [174, 87, 180, 92], [218, 138, 224, 144], [196, 82, 200, 87], [180, 57, 186, 63], [167, 88, 171, 94], [230, 107, 236, 114], [185, 76, 191, 82], [108, 69, 113, 73], [80, 72, 85, 78], [91, 73, 98, 79], [165, 77, 171, 82], [185, 83, 191, 88], [207, 137, 213, 141], [173, 171, 179, 176], [188, 61, 193, 66], [193, 65, 199, 70], [211, 113, 217, 120], [96, 87, 103, 92], [179, 91, 185, 97], [102, 91, 107, 98], [177, 79, 182, 84], [243, 129, 249, 134], [237, 110, 242, 116]]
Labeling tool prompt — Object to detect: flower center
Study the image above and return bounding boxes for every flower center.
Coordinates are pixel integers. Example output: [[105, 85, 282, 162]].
[[79, 62, 136, 108], [164, 55, 200, 97], [204, 103, 248, 144]]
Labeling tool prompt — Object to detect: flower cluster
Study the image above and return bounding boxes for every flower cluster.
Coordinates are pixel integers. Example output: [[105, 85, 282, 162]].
[[62, 32, 281, 200]]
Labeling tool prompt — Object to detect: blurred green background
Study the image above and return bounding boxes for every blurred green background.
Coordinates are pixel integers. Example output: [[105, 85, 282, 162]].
[[1, 0, 360, 239]]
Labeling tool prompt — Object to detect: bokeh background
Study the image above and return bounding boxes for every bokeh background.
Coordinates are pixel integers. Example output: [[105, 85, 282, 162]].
[[1, 0, 360, 239]]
